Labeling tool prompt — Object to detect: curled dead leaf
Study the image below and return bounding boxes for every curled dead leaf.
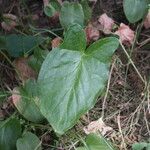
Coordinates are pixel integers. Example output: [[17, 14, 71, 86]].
[[84, 118, 113, 135], [115, 23, 135, 45], [13, 57, 37, 81], [51, 37, 62, 48], [85, 23, 100, 43], [98, 13, 115, 34], [3, 14, 17, 20], [1, 13, 18, 31], [144, 10, 150, 29], [11, 88, 21, 106]]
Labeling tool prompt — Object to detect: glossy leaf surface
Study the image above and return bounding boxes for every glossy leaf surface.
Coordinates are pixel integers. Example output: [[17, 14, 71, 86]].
[[60, 24, 86, 51], [80, 0, 92, 23], [123, 0, 148, 23], [38, 25, 119, 134], [77, 133, 115, 150], [59, 2, 84, 29], [17, 132, 42, 150], [132, 142, 150, 150], [0, 34, 43, 57], [0, 118, 21, 150]]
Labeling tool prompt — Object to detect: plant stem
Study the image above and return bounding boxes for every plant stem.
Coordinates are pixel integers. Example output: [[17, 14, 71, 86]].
[[101, 58, 116, 118], [120, 41, 145, 84]]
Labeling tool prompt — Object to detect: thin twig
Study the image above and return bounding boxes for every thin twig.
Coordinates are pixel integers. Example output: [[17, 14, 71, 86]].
[[101, 58, 116, 118], [120, 41, 145, 84], [117, 114, 127, 150]]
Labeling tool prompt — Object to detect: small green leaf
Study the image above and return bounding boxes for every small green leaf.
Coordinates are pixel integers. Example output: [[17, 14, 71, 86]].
[[44, 0, 61, 17], [60, 24, 86, 51], [86, 134, 115, 150], [76, 134, 115, 150], [16, 132, 42, 150], [123, 0, 148, 23], [59, 1, 84, 29], [0, 118, 21, 150], [80, 0, 92, 23], [0, 34, 44, 57], [44, 5, 56, 17], [14, 80, 44, 123], [132, 142, 150, 150], [38, 35, 119, 134], [28, 47, 49, 73]]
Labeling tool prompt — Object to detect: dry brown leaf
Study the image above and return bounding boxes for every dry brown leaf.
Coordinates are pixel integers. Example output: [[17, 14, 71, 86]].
[[84, 118, 113, 135], [115, 23, 135, 45], [13, 57, 37, 81], [51, 37, 62, 48], [43, 0, 49, 7], [3, 14, 17, 20], [144, 10, 150, 29], [98, 13, 115, 34], [85, 23, 100, 43], [11, 88, 21, 106], [1, 13, 18, 31]]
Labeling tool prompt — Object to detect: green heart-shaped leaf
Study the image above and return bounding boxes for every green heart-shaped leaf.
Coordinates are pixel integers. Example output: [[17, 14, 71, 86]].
[[60, 24, 86, 51], [132, 142, 150, 150], [76, 133, 115, 150], [16, 132, 42, 150], [13, 80, 44, 123], [37, 25, 119, 134], [59, 2, 84, 29], [123, 0, 148, 23], [0, 34, 44, 57], [44, 0, 61, 17], [0, 118, 21, 150], [28, 47, 49, 73]]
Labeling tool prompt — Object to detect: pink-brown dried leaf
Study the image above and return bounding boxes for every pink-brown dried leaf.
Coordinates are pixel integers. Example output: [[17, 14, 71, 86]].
[[85, 23, 100, 43], [98, 13, 115, 34], [11, 88, 21, 106], [13, 57, 37, 81], [115, 23, 135, 45], [84, 118, 113, 135], [1, 13, 18, 31], [51, 37, 62, 48]]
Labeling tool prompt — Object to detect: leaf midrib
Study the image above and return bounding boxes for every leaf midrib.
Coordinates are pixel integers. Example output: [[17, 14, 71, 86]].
[[50, 53, 83, 125]]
